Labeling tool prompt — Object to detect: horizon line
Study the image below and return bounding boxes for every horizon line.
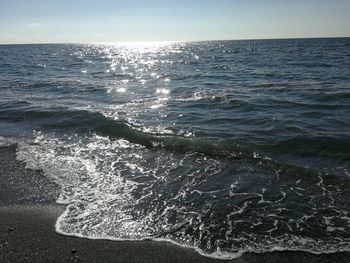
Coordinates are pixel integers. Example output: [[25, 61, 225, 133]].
[[1, 36, 349, 46]]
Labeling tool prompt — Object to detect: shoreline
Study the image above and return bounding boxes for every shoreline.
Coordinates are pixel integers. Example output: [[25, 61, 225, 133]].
[[2, 205, 350, 263], [1, 144, 350, 262], [0, 205, 230, 263], [0, 144, 229, 262]]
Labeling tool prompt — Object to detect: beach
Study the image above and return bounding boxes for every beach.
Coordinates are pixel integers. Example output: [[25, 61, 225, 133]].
[[0, 144, 225, 263], [1, 206, 229, 263], [1, 0, 350, 259], [1, 39, 350, 261], [2, 205, 350, 263]]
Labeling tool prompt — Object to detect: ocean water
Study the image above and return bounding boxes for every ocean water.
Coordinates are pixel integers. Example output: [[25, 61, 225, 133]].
[[0, 38, 350, 259]]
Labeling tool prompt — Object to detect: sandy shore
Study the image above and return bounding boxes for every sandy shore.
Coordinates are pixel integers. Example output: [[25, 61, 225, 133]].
[[0, 144, 229, 262], [0, 205, 232, 263], [1, 144, 349, 262]]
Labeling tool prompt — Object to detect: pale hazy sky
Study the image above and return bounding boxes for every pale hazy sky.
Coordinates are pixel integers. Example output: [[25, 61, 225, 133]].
[[0, 0, 349, 44]]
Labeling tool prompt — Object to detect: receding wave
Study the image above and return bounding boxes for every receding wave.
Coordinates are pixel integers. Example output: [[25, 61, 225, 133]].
[[16, 130, 350, 260]]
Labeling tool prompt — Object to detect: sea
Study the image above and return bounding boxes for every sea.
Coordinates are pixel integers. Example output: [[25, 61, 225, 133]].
[[0, 38, 349, 260]]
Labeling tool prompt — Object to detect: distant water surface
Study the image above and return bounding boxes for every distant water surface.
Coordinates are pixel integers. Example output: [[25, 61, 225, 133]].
[[0, 38, 350, 259]]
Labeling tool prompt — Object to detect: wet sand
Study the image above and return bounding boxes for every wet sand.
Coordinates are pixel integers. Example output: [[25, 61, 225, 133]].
[[0, 205, 231, 263]]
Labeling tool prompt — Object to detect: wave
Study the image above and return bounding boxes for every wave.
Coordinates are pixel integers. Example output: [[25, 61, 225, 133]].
[[2, 107, 350, 184], [94, 120, 243, 157], [49, 112, 349, 184], [0, 107, 241, 155], [16, 131, 349, 261], [94, 120, 349, 183], [2, 107, 349, 174]]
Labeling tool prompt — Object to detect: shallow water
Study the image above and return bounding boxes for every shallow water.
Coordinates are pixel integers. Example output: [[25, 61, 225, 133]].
[[1, 38, 350, 259]]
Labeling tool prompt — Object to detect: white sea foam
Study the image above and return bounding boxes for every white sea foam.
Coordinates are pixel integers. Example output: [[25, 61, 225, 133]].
[[0, 136, 14, 147], [16, 131, 350, 260]]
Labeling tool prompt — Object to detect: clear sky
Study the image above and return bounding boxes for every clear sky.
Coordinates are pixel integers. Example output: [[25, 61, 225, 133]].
[[0, 0, 349, 44]]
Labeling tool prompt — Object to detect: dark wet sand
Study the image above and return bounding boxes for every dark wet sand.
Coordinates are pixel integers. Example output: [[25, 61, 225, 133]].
[[1, 145, 349, 263], [0, 205, 231, 263]]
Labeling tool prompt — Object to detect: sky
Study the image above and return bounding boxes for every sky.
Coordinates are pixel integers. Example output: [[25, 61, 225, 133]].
[[0, 0, 349, 44]]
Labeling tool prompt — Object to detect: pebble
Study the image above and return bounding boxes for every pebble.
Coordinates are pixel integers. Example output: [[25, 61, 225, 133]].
[[8, 227, 15, 232], [71, 248, 77, 254]]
